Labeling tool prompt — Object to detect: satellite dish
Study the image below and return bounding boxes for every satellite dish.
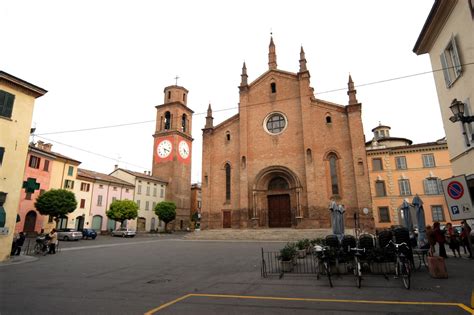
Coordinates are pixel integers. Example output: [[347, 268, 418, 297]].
[[363, 208, 369, 215]]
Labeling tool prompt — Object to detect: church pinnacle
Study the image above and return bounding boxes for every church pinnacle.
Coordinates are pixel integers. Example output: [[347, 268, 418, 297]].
[[268, 36, 277, 70], [240, 62, 248, 86], [299, 46, 307, 72], [347, 74, 358, 105], [205, 103, 214, 129]]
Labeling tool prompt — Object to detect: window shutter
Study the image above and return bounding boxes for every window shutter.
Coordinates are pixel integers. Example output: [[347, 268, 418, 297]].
[[0, 90, 15, 118], [423, 179, 428, 194], [440, 53, 452, 88], [437, 179, 443, 195], [451, 35, 462, 76]]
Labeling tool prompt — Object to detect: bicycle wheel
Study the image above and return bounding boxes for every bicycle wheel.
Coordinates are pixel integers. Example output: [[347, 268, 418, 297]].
[[324, 261, 333, 287], [315, 258, 321, 280], [33, 243, 41, 255], [400, 261, 411, 289], [354, 257, 362, 288]]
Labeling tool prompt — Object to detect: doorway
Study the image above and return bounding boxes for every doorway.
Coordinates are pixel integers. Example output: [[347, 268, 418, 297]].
[[268, 194, 291, 227], [23, 210, 37, 233], [223, 211, 231, 228]]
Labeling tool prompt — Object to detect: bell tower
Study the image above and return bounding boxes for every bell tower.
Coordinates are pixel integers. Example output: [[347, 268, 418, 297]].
[[152, 84, 194, 230]]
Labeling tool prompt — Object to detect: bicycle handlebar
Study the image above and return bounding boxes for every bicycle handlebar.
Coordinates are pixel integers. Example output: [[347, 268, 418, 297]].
[[385, 239, 408, 249]]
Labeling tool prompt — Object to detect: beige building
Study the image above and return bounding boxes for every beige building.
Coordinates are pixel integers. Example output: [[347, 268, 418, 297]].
[[110, 168, 167, 232], [0, 71, 47, 261], [413, 0, 474, 216], [201, 38, 374, 230], [366, 124, 455, 229]]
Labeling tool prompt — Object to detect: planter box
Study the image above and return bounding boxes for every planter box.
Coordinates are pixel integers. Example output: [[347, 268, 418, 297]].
[[280, 260, 294, 272], [370, 262, 394, 274], [297, 249, 306, 258]]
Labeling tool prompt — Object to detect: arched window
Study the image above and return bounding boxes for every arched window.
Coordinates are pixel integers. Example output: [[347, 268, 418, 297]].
[[271, 82, 276, 93], [226, 131, 231, 141], [183, 93, 186, 102], [328, 154, 339, 195], [164, 111, 171, 130], [181, 114, 187, 132], [167, 91, 171, 99], [326, 115, 332, 124], [225, 163, 231, 201], [306, 148, 312, 163], [268, 177, 289, 190]]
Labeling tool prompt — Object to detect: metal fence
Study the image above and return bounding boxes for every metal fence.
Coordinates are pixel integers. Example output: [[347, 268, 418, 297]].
[[261, 248, 319, 278]]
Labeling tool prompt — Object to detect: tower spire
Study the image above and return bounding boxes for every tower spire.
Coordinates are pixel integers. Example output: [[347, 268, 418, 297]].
[[268, 36, 277, 70], [347, 74, 358, 105], [299, 46, 307, 72], [240, 62, 248, 86], [205, 103, 214, 129]]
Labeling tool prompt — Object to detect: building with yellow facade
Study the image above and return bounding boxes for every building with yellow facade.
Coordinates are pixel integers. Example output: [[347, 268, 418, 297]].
[[366, 124, 456, 230], [0, 71, 47, 261]]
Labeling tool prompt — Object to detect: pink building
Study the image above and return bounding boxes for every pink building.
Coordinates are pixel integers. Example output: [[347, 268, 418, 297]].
[[16, 143, 56, 234], [77, 169, 135, 233]]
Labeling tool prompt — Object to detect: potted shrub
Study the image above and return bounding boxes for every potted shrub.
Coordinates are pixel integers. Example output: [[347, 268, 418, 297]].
[[296, 239, 307, 258], [279, 243, 296, 272]]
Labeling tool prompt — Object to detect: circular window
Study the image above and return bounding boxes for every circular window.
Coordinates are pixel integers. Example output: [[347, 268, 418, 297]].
[[264, 112, 287, 134]]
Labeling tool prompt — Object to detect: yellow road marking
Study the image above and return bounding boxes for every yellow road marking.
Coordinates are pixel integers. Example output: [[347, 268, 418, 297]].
[[145, 293, 474, 314], [144, 294, 193, 315]]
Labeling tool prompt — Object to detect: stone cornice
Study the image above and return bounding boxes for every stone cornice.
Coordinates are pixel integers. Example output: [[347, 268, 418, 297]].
[[0, 71, 48, 98], [413, 0, 457, 54]]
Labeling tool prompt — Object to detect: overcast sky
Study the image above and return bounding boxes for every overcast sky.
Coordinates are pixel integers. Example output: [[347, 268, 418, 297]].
[[1, 0, 443, 183]]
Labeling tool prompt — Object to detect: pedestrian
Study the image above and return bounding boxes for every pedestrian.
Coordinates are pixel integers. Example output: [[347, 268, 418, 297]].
[[423, 225, 436, 253], [460, 220, 472, 258], [433, 222, 447, 258], [13, 232, 26, 256], [48, 229, 58, 254], [445, 222, 461, 257]]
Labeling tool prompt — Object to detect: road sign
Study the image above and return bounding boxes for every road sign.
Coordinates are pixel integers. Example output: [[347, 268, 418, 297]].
[[442, 176, 473, 221]]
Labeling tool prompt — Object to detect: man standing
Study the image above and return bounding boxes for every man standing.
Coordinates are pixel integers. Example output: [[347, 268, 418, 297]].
[[48, 229, 58, 254]]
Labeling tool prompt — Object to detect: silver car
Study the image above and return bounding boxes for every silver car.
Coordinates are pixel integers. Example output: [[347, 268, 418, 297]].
[[56, 228, 82, 241], [111, 227, 136, 238]]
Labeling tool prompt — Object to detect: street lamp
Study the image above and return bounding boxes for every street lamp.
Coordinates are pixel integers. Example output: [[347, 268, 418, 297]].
[[449, 99, 474, 123]]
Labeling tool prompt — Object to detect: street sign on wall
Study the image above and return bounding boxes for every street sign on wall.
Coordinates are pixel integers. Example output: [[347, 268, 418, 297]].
[[442, 175, 474, 220]]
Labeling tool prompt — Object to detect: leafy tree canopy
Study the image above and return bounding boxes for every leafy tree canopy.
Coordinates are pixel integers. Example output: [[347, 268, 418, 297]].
[[34, 189, 77, 220], [106, 199, 138, 224], [154, 201, 176, 231]]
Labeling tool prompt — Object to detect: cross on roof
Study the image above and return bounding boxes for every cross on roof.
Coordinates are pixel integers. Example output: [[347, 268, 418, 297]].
[[174, 75, 180, 86]]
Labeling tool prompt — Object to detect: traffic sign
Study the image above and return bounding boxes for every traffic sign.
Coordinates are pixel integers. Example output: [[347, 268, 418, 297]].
[[447, 181, 464, 200], [442, 176, 473, 221]]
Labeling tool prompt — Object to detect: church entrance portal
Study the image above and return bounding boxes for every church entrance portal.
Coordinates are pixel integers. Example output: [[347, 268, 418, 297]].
[[268, 194, 291, 227]]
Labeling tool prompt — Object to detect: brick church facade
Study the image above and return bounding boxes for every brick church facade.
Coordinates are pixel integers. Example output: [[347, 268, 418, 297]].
[[201, 37, 374, 230]]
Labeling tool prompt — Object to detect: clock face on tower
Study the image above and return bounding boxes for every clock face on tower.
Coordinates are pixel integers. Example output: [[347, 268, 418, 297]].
[[178, 140, 190, 159], [157, 140, 172, 158]]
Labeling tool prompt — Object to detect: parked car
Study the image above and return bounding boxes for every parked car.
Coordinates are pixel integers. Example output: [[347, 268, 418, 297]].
[[82, 228, 97, 240], [56, 228, 82, 241], [111, 227, 136, 238]]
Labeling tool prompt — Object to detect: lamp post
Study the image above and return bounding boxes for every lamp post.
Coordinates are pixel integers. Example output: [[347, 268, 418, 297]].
[[449, 99, 474, 147]]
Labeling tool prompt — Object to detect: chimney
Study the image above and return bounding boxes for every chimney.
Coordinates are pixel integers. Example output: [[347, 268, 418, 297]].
[[114, 164, 118, 170], [37, 140, 44, 149], [43, 143, 52, 151]]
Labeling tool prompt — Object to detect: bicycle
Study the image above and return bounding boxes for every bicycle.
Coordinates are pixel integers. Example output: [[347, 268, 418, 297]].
[[385, 240, 411, 289], [313, 245, 333, 287], [348, 246, 365, 288]]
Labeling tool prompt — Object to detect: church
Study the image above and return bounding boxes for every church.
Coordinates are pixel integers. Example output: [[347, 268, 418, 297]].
[[200, 37, 374, 230]]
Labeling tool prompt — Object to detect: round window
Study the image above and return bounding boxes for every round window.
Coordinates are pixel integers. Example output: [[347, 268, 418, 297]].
[[264, 112, 287, 134]]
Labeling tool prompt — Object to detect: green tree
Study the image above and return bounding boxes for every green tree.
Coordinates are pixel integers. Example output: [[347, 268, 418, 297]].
[[106, 199, 139, 226], [154, 201, 176, 232], [34, 189, 77, 222]]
